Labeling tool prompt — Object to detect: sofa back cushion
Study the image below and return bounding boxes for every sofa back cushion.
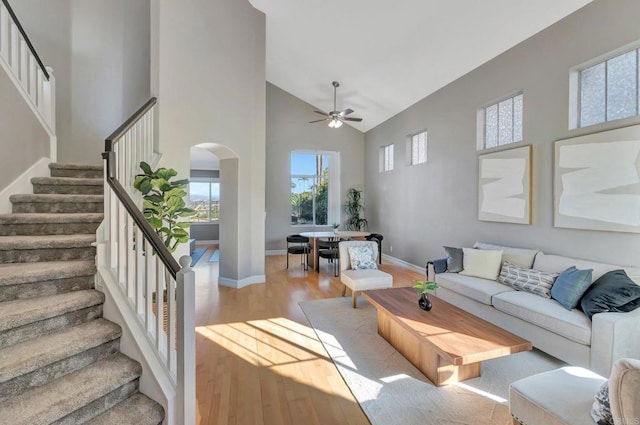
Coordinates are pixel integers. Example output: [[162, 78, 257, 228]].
[[473, 242, 539, 269], [533, 253, 640, 284]]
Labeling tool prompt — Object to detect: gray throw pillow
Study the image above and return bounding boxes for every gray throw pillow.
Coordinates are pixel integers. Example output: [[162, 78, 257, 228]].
[[443, 246, 463, 273], [591, 381, 614, 425]]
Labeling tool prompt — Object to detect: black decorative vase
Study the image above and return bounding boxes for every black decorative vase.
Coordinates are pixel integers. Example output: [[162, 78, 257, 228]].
[[418, 293, 432, 311]]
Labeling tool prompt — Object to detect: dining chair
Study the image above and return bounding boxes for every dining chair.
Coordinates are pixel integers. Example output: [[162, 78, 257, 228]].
[[286, 234, 310, 271], [365, 233, 384, 264], [317, 237, 340, 276]]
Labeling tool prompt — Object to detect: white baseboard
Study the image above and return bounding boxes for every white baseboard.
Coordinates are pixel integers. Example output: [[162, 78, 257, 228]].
[[0, 157, 51, 214], [265, 250, 286, 256], [218, 274, 266, 288], [381, 253, 425, 274]]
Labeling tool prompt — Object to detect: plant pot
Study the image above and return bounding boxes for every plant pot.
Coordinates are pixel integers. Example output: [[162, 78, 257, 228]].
[[418, 293, 432, 311]]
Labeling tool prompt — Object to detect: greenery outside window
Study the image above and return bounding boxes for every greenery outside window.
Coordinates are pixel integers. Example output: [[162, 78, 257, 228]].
[[290, 151, 339, 226], [187, 180, 220, 222]]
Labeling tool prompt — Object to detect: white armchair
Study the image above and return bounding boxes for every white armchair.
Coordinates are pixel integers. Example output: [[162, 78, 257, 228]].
[[339, 241, 392, 308]]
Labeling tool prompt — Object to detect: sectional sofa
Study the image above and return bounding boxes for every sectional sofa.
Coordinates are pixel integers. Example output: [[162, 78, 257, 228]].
[[431, 242, 640, 377]]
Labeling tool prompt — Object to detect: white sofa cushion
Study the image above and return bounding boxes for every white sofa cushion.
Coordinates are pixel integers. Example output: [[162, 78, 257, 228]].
[[436, 272, 514, 306], [533, 253, 640, 284], [509, 366, 607, 425], [459, 248, 503, 280], [474, 241, 540, 269], [492, 291, 592, 345], [341, 269, 392, 292]]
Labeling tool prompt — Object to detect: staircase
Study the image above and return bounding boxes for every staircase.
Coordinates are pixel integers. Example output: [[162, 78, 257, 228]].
[[0, 163, 165, 424]]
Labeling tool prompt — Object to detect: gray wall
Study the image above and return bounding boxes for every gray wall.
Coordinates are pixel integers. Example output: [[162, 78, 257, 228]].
[[12, 0, 151, 164], [0, 71, 49, 187], [265, 83, 365, 250], [364, 0, 640, 268]]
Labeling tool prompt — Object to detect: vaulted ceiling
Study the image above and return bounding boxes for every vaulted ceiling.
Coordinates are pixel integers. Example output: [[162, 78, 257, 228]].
[[249, 0, 593, 132]]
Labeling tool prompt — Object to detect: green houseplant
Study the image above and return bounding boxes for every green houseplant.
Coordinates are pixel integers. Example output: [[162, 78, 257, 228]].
[[413, 280, 439, 311], [133, 161, 197, 253], [344, 188, 368, 231]]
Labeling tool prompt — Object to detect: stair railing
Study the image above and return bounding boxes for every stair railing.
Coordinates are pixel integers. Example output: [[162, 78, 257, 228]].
[[100, 98, 195, 425], [0, 0, 56, 158]]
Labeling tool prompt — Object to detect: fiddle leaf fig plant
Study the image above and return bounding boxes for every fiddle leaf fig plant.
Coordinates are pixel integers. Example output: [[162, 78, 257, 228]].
[[133, 161, 197, 253]]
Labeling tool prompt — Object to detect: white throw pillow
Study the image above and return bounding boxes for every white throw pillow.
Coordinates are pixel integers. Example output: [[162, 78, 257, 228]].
[[459, 248, 503, 280], [348, 245, 378, 270]]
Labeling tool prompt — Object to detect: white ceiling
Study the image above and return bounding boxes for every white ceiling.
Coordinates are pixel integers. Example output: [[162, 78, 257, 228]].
[[248, 0, 593, 132]]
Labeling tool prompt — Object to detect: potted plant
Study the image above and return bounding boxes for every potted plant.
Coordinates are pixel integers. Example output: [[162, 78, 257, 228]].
[[133, 161, 197, 253], [332, 222, 340, 233], [412, 280, 439, 311], [344, 188, 368, 231]]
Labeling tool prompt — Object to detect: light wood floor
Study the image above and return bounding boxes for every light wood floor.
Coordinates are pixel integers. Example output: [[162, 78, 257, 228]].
[[193, 246, 423, 425]]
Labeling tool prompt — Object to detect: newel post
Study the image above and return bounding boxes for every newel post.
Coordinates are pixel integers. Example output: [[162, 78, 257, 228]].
[[176, 255, 196, 424]]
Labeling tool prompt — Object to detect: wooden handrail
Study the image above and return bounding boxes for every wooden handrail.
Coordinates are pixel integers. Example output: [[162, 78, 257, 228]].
[[1, 0, 49, 81], [105, 97, 157, 151], [103, 97, 180, 279]]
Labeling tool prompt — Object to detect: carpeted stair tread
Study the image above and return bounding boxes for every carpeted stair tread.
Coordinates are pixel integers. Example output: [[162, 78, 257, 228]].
[[0, 353, 141, 425], [31, 176, 103, 186], [0, 234, 96, 250], [49, 163, 103, 171], [85, 393, 165, 425], [0, 260, 95, 286], [0, 213, 103, 224], [0, 319, 121, 383], [10, 194, 104, 203], [0, 290, 104, 332]]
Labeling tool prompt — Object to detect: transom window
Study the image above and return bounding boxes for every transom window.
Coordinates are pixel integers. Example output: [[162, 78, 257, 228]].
[[570, 44, 640, 129], [380, 144, 394, 172], [187, 180, 220, 222], [478, 93, 523, 149], [410, 131, 427, 165], [290, 151, 340, 226]]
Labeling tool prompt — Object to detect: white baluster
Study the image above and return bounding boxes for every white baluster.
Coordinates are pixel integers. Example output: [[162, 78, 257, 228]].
[[118, 201, 126, 289], [145, 241, 156, 335], [9, 22, 18, 69], [136, 227, 145, 316], [168, 272, 176, 374], [156, 258, 165, 354], [126, 217, 135, 301], [28, 55, 35, 98], [0, 5, 8, 59]]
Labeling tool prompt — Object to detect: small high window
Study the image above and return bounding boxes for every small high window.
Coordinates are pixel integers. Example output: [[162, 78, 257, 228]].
[[570, 43, 640, 129], [380, 144, 394, 172], [410, 131, 427, 165], [478, 93, 523, 149]]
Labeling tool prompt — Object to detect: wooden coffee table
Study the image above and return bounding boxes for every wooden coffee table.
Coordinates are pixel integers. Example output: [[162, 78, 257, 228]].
[[362, 287, 532, 386]]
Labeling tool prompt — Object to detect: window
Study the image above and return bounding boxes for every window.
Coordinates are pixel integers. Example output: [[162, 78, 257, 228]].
[[380, 144, 394, 172], [188, 181, 220, 222], [571, 44, 640, 129], [478, 93, 523, 149], [410, 131, 427, 165], [290, 151, 340, 226]]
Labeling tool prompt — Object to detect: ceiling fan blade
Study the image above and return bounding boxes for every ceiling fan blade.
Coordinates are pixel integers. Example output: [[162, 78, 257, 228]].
[[340, 108, 354, 116], [309, 118, 330, 123], [342, 117, 363, 122], [314, 110, 329, 116]]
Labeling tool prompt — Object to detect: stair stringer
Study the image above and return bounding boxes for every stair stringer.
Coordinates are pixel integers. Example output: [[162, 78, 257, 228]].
[[96, 256, 175, 425]]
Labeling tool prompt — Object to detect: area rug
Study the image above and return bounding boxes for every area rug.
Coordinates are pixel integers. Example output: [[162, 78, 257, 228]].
[[299, 296, 565, 425], [190, 248, 207, 266], [209, 249, 219, 262]]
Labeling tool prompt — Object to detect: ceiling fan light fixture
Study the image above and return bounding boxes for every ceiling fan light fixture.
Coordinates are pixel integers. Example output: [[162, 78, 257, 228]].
[[329, 118, 343, 128]]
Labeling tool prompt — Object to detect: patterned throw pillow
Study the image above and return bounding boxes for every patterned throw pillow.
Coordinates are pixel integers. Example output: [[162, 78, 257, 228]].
[[348, 245, 377, 270], [497, 261, 559, 298], [591, 381, 614, 425]]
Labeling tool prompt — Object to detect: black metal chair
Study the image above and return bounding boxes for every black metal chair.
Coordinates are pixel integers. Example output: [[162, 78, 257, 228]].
[[317, 237, 340, 276], [286, 234, 310, 270], [365, 233, 384, 264]]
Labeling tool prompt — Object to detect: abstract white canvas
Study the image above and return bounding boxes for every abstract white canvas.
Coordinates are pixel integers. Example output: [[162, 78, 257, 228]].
[[478, 145, 532, 224], [554, 125, 640, 233]]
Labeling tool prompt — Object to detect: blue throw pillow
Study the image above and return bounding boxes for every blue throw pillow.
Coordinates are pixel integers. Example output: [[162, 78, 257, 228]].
[[551, 266, 593, 310], [580, 270, 640, 320]]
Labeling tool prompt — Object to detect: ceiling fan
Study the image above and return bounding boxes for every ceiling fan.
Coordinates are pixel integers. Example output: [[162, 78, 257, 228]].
[[309, 81, 363, 128]]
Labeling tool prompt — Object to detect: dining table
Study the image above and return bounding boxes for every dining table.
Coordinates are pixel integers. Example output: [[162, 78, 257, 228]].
[[299, 231, 370, 271]]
